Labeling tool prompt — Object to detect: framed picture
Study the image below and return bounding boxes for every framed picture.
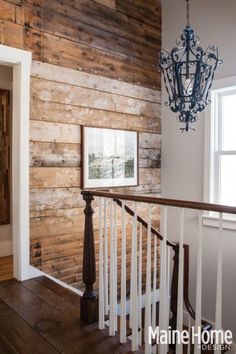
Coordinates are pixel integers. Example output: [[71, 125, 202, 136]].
[[82, 126, 139, 189]]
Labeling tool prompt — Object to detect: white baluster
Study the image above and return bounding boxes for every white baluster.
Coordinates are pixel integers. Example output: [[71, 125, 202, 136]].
[[120, 201, 127, 343], [215, 213, 223, 354], [194, 212, 203, 354], [187, 314, 191, 354], [109, 200, 116, 336], [114, 202, 118, 332], [99, 198, 105, 329], [131, 203, 139, 351], [145, 204, 152, 354], [176, 208, 184, 354], [104, 198, 109, 316], [159, 206, 168, 354], [138, 222, 143, 346], [130, 209, 134, 330], [152, 235, 158, 354]]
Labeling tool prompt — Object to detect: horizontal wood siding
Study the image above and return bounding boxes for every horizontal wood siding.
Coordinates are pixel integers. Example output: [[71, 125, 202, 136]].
[[0, 0, 161, 89], [0, 0, 162, 288], [29, 63, 161, 286]]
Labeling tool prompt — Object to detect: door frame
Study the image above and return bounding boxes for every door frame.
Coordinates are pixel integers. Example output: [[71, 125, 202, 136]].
[[0, 45, 32, 281]]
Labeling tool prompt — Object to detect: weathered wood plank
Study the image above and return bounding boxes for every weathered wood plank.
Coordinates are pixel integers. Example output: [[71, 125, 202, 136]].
[[139, 132, 162, 149], [116, 0, 161, 29], [29, 198, 160, 239], [23, 27, 42, 61], [94, 0, 115, 9], [116, 184, 161, 195], [30, 120, 81, 144], [4, 0, 22, 4], [41, 32, 160, 89], [30, 188, 83, 211], [30, 208, 86, 238], [32, 255, 79, 275], [30, 141, 81, 167], [0, 20, 24, 49], [30, 167, 80, 188], [139, 167, 160, 185], [31, 78, 160, 118], [139, 147, 161, 168], [15, 4, 25, 25], [24, 5, 159, 65], [31, 235, 82, 262], [30, 100, 161, 134], [0, 0, 16, 22], [31, 61, 161, 103], [26, 0, 160, 50]]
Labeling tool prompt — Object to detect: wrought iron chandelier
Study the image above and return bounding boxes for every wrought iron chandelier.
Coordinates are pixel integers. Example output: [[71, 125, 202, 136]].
[[159, 0, 222, 132]]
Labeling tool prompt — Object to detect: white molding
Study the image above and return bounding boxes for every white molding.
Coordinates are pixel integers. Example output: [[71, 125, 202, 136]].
[[0, 45, 32, 281], [28, 266, 84, 297], [204, 76, 236, 208], [203, 215, 236, 231]]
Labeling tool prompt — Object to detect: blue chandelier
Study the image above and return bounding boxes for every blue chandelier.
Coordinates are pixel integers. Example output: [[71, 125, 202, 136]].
[[159, 0, 222, 132]]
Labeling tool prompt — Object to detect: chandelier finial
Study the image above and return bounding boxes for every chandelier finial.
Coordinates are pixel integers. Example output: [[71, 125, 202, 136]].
[[186, 0, 190, 26]]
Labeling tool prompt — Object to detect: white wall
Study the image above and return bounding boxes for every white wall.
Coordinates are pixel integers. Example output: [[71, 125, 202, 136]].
[[162, 0, 236, 339], [0, 65, 13, 257]]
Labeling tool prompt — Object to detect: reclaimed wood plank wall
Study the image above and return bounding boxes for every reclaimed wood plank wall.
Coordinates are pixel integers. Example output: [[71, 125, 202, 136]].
[[0, 0, 162, 288]]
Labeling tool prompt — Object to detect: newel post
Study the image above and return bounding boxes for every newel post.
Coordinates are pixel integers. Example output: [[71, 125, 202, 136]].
[[170, 243, 190, 331], [80, 191, 98, 324], [170, 244, 179, 330]]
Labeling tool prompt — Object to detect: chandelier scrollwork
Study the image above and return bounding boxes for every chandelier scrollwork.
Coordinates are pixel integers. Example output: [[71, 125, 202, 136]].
[[159, 0, 222, 132]]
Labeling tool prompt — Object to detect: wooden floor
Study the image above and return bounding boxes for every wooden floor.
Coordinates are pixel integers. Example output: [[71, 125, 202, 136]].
[[0, 276, 144, 354], [0, 256, 13, 281]]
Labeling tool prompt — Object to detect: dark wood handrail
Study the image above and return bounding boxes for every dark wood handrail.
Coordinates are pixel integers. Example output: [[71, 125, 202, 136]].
[[80, 190, 214, 329], [82, 190, 236, 214]]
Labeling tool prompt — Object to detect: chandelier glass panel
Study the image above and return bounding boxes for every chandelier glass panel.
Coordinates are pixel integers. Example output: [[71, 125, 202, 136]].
[[159, 0, 222, 131]]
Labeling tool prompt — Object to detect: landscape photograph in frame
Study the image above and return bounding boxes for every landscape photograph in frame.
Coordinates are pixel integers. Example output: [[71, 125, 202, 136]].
[[82, 126, 138, 189]]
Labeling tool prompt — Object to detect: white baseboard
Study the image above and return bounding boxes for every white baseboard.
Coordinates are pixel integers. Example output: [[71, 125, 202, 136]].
[[0, 240, 13, 257], [28, 266, 84, 297]]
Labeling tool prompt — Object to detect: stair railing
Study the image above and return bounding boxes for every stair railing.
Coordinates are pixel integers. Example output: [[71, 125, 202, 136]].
[[80, 190, 236, 354]]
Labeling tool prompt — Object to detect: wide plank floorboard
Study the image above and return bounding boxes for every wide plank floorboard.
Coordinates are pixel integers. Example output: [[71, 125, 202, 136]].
[[0, 277, 144, 354], [0, 298, 59, 354]]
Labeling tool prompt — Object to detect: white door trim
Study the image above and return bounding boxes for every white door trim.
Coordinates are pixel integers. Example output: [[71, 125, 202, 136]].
[[0, 45, 32, 281]]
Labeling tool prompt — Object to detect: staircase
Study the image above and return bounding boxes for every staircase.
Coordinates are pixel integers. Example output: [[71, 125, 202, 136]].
[[79, 190, 234, 354]]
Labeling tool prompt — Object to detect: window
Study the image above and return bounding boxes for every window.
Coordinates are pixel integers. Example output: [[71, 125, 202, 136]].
[[204, 77, 236, 227]]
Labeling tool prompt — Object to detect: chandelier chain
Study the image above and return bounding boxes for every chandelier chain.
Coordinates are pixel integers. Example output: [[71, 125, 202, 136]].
[[186, 0, 190, 26]]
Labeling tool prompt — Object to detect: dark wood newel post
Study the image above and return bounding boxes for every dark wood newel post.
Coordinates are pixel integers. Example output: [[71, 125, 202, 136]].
[[170, 243, 191, 331], [80, 191, 98, 324], [170, 244, 179, 330]]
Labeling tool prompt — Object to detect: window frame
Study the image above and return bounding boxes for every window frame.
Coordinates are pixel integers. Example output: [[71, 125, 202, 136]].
[[203, 76, 236, 229]]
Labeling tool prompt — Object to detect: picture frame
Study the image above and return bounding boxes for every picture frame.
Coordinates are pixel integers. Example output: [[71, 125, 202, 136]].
[[82, 126, 139, 189]]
